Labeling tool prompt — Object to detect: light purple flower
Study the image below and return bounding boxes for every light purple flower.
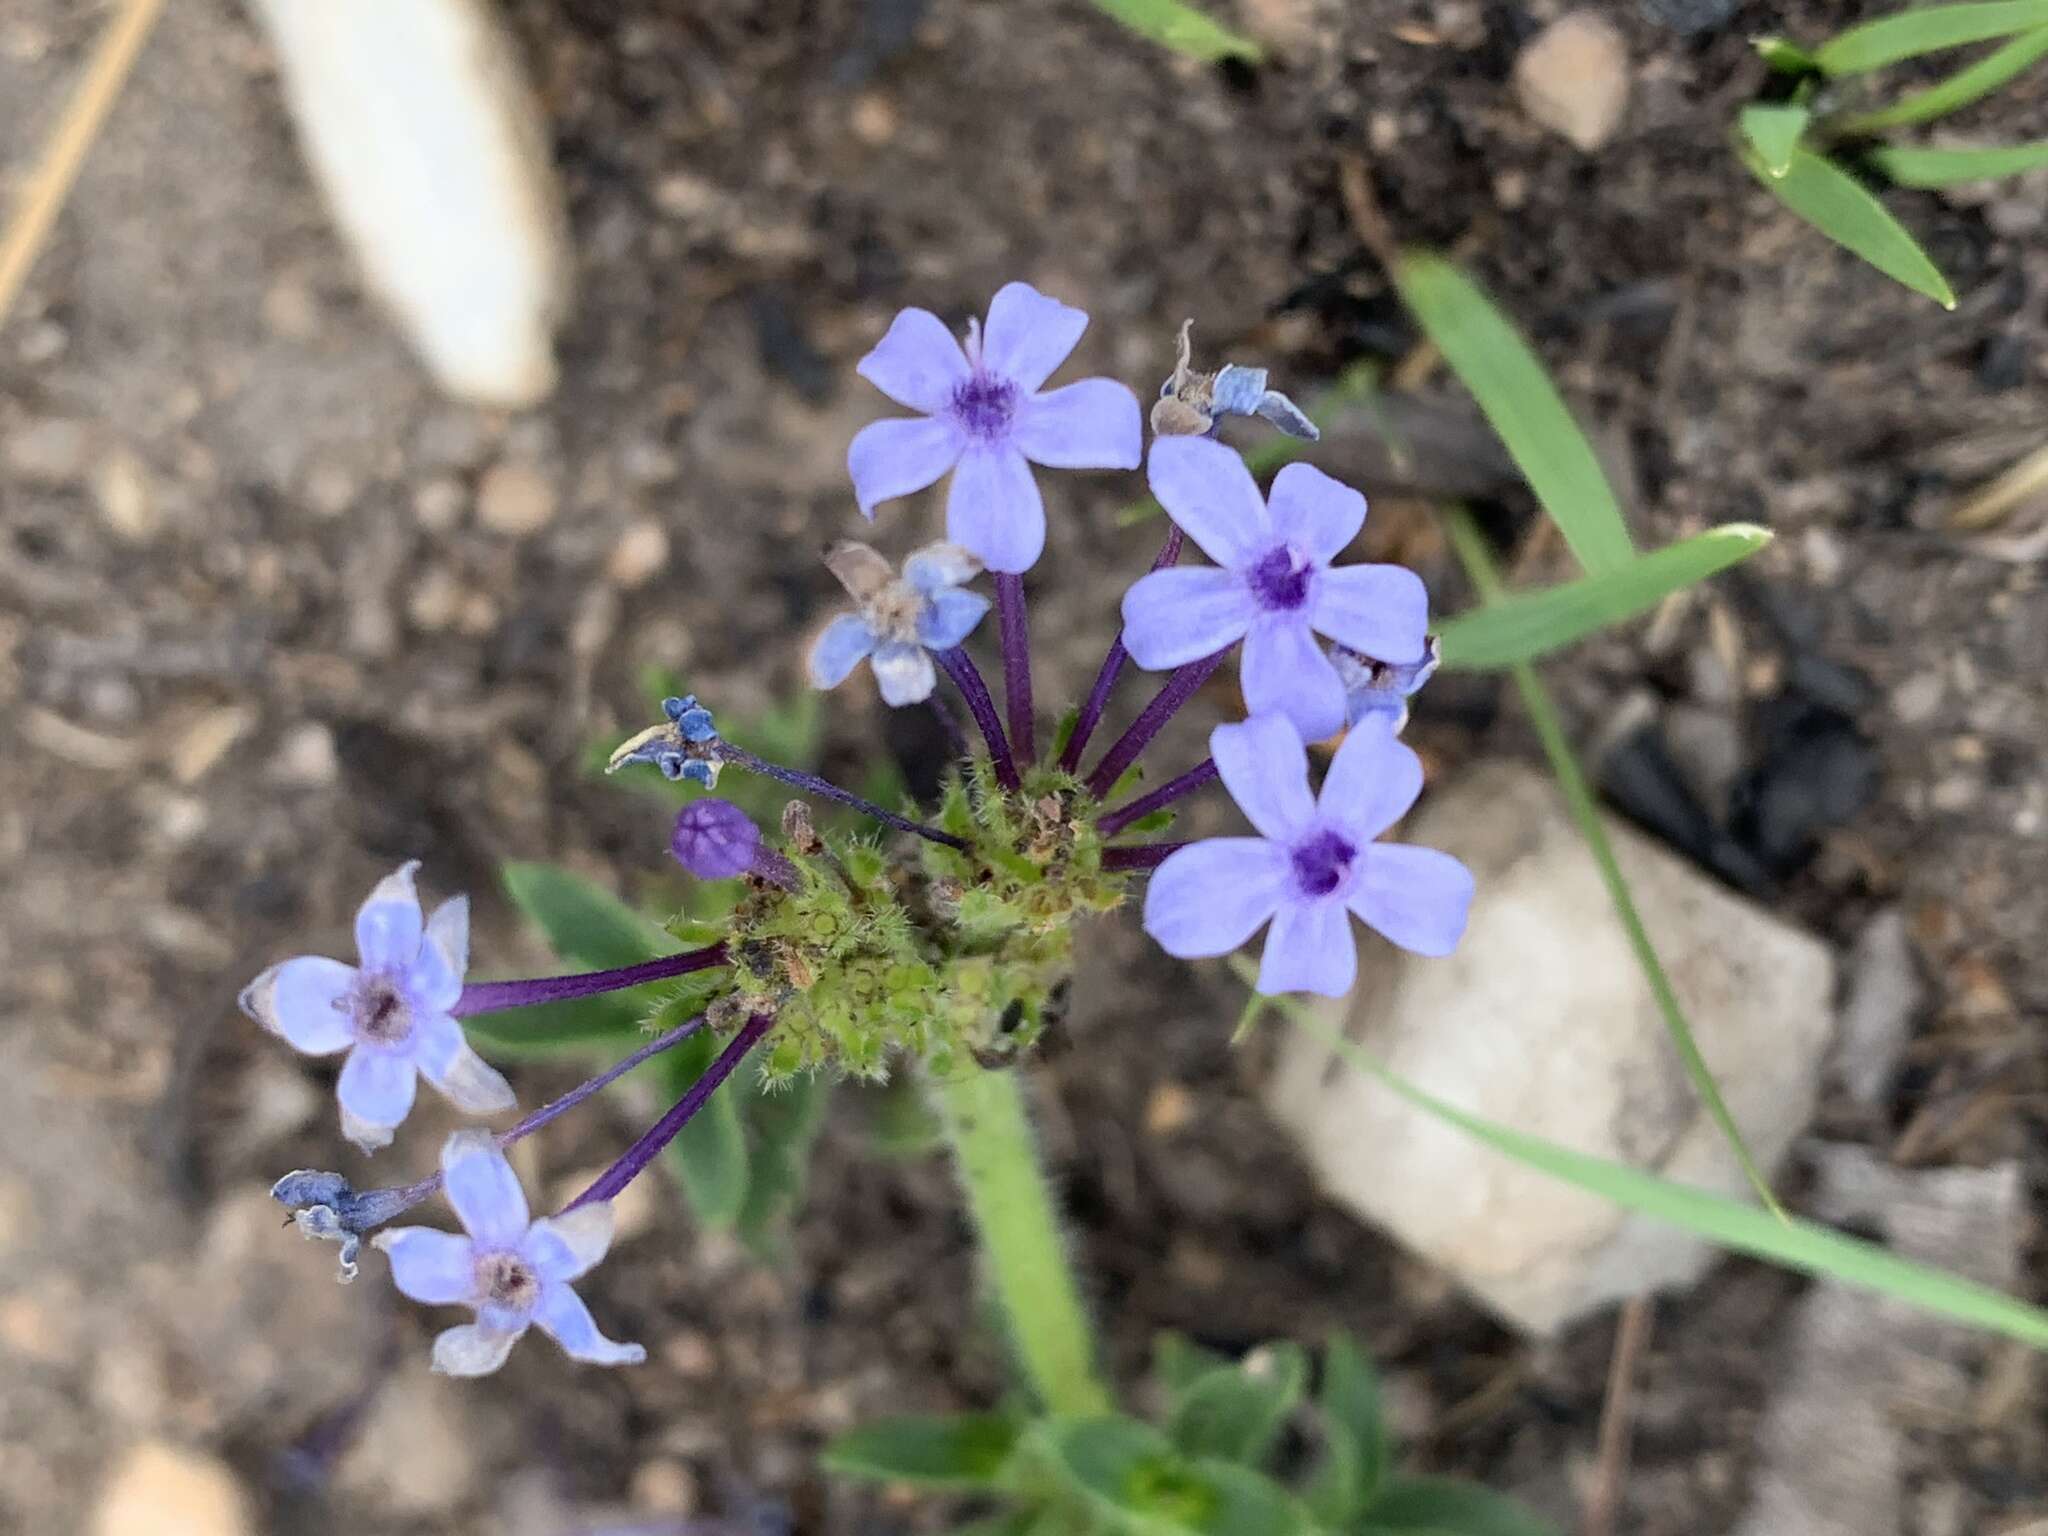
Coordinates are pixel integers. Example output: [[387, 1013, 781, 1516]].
[[808, 540, 988, 706], [1143, 713, 1474, 997], [240, 862, 514, 1152], [372, 1131, 645, 1377], [1121, 437, 1430, 742], [1332, 634, 1441, 733], [847, 282, 1143, 574]]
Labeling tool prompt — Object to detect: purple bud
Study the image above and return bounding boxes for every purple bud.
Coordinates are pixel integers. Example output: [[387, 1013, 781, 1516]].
[[671, 798, 763, 880]]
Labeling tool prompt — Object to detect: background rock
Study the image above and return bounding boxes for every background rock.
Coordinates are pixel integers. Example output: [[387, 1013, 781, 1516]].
[[1513, 13, 1631, 152], [91, 1441, 253, 1536]]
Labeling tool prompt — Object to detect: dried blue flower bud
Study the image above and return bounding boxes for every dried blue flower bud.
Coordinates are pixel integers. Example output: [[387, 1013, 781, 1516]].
[[1151, 322, 1319, 442], [609, 694, 724, 785], [272, 1168, 431, 1282]]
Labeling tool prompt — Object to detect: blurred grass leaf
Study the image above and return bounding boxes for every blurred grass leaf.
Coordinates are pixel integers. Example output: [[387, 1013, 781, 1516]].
[[1832, 25, 2048, 131], [1435, 523, 1771, 671], [659, 1014, 751, 1230], [732, 1068, 829, 1252], [1304, 1336, 1389, 1525], [1031, 1418, 1307, 1536], [1816, 0, 2048, 74], [1167, 1343, 1306, 1467], [1357, 1477, 1560, 1536], [823, 1413, 1023, 1490], [1753, 35, 1820, 73], [1088, 0, 1263, 63], [1742, 144, 1956, 308], [461, 993, 645, 1056], [1869, 137, 2048, 183], [1392, 251, 1635, 576], [1739, 103, 1811, 176]]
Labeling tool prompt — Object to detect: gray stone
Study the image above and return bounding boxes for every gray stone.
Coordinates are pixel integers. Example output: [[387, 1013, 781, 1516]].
[[1266, 760, 1835, 1336], [1831, 908, 1923, 1106]]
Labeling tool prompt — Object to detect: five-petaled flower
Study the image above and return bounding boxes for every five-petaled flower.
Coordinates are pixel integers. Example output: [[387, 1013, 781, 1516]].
[[808, 540, 988, 706], [240, 863, 515, 1152], [847, 282, 1143, 574], [1143, 713, 1474, 996], [1121, 437, 1430, 742], [373, 1131, 646, 1376]]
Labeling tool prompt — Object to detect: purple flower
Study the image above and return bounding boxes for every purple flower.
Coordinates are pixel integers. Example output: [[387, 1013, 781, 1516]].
[[847, 282, 1143, 574], [671, 798, 799, 888], [240, 863, 515, 1152], [1143, 713, 1474, 996], [372, 1130, 645, 1377], [807, 540, 988, 706], [1121, 437, 1430, 742], [1332, 634, 1441, 732]]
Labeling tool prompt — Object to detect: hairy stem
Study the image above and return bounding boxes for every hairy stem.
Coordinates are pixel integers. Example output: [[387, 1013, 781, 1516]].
[[453, 946, 728, 1018], [715, 743, 969, 850], [933, 646, 1021, 790], [1096, 756, 1217, 840], [1059, 526, 1184, 773], [995, 572, 1036, 765], [1083, 646, 1229, 799], [930, 1065, 1112, 1416]]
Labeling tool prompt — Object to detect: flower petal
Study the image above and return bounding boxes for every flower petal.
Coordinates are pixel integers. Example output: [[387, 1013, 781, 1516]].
[[373, 1226, 478, 1305], [440, 1128, 530, 1248], [1119, 567, 1255, 670], [336, 1048, 417, 1150], [244, 956, 358, 1054], [413, 896, 468, 1012], [430, 1321, 523, 1377], [1013, 379, 1143, 470], [1309, 564, 1429, 663], [1241, 614, 1348, 742], [916, 588, 990, 652], [414, 1014, 518, 1115], [1267, 462, 1366, 563], [355, 861, 425, 973], [979, 281, 1088, 393], [849, 416, 962, 519], [1210, 714, 1317, 842], [808, 613, 878, 690], [1257, 898, 1357, 996], [1320, 715, 1426, 841], [520, 1204, 614, 1283], [1146, 436, 1270, 568], [947, 444, 1045, 574], [902, 541, 982, 595], [1348, 844, 1475, 958], [533, 1281, 647, 1367], [1142, 838, 1290, 958], [856, 306, 971, 413], [871, 640, 938, 707]]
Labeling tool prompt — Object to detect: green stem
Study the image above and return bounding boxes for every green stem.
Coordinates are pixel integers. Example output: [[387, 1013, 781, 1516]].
[[930, 1065, 1113, 1417]]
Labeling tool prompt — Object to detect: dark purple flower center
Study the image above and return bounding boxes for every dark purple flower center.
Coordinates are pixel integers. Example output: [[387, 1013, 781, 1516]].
[[1290, 829, 1357, 899], [474, 1250, 540, 1311], [1248, 545, 1313, 611], [353, 975, 413, 1045], [950, 373, 1018, 442]]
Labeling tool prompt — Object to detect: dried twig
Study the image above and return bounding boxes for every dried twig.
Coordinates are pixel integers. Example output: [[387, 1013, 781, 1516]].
[[1582, 1297, 1655, 1536]]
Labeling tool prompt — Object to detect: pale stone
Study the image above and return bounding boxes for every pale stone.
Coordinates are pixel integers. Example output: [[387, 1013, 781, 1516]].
[[476, 461, 558, 536], [338, 1363, 483, 1515], [92, 1442, 254, 1536], [93, 448, 160, 542], [605, 517, 671, 590], [1267, 760, 1835, 1336], [1513, 12, 1630, 152]]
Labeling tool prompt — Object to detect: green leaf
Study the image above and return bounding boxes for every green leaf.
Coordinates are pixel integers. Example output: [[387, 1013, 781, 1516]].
[[1739, 103, 1811, 176], [1392, 252, 1634, 577], [1741, 144, 1956, 308], [1816, 0, 2048, 74], [1357, 1476, 1559, 1536], [1831, 25, 2048, 132], [733, 1069, 829, 1252], [822, 1413, 1024, 1490], [1155, 1332, 1235, 1405], [460, 994, 646, 1056], [1088, 0, 1263, 63], [1869, 137, 2048, 184], [660, 1024, 750, 1229], [1753, 35, 1820, 73], [1434, 524, 1771, 672], [1304, 1336, 1389, 1525], [1167, 1343, 1307, 1467], [501, 861, 672, 969], [1031, 1419, 1310, 1536], [1251, 982, 2048, 1353], [1439, 510, 1785, 1218]]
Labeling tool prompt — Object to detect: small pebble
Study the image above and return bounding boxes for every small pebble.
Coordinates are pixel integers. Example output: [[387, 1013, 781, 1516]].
[[273, 721, 339, 787], [412, 475, 467, 532], [476, 461, 557, 536], [93, 448, 160, 542], [170, 705, 258, 786], [1513, 12, 1630, 152], [631, 1458, 699, 1516], [606, 518, 671, 590], [92, 1441, 254, 1536]]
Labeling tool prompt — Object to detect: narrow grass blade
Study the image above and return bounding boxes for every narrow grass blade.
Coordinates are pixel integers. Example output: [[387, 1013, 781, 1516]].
[[1393, 251, 1635, 575], [1088, 0, 1263, 63], [1830, 25, 2048, 132], [1816, 0, 2048, 74], [1870, 138, 2048, 183], [1753, 35, 1820, 73], [1249, 976, 2048, 1351], [1740, 103, 1812, 176], [1742, 144, 1956, 308], [1436, 523, 1771, 672], [1441, 509, 1784, 1217]]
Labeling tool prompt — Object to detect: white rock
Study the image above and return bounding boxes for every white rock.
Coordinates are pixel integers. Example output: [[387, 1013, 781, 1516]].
[[247, 0, 570, 407], [1512, 12, 1630, 152], [1267, 760, 1835, 1336], [1830, 908, 1923, 1107], [92, 1442, 253, 1536]]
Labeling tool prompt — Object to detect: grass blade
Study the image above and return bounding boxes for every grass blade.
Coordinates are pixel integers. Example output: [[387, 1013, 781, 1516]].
[[1088, 0, 1263, 63], [1816, 0, 2048, 74], [1393, 251, 1635, 576], [1830, 25, 2048, 132], [1742, 144, 1956, 308], [1740, 103, 1812, 177], [1436, 523, 1771, 672], [1441, 509, 1784, 1217], [1250, 976, 2048, 1351], [1869, 137, 2048, 183]]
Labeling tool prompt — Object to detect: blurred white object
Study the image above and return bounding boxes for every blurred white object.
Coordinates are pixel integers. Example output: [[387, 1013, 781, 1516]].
[[248, 0, 569, 407]]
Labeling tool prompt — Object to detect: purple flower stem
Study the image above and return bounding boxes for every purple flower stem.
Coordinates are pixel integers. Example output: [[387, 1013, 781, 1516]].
[[1058, 526, 1184, 774], [1083, 646, 1230, 799], [1103, 841, 1191, 872], [1096, 756, 1218, 840], [452, 946, 729, 1018], [715, 743, 969, 851], [564, 1011, 776, 1212], [934, 646, 1021, 791], [995, 572, 1036, 765]]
